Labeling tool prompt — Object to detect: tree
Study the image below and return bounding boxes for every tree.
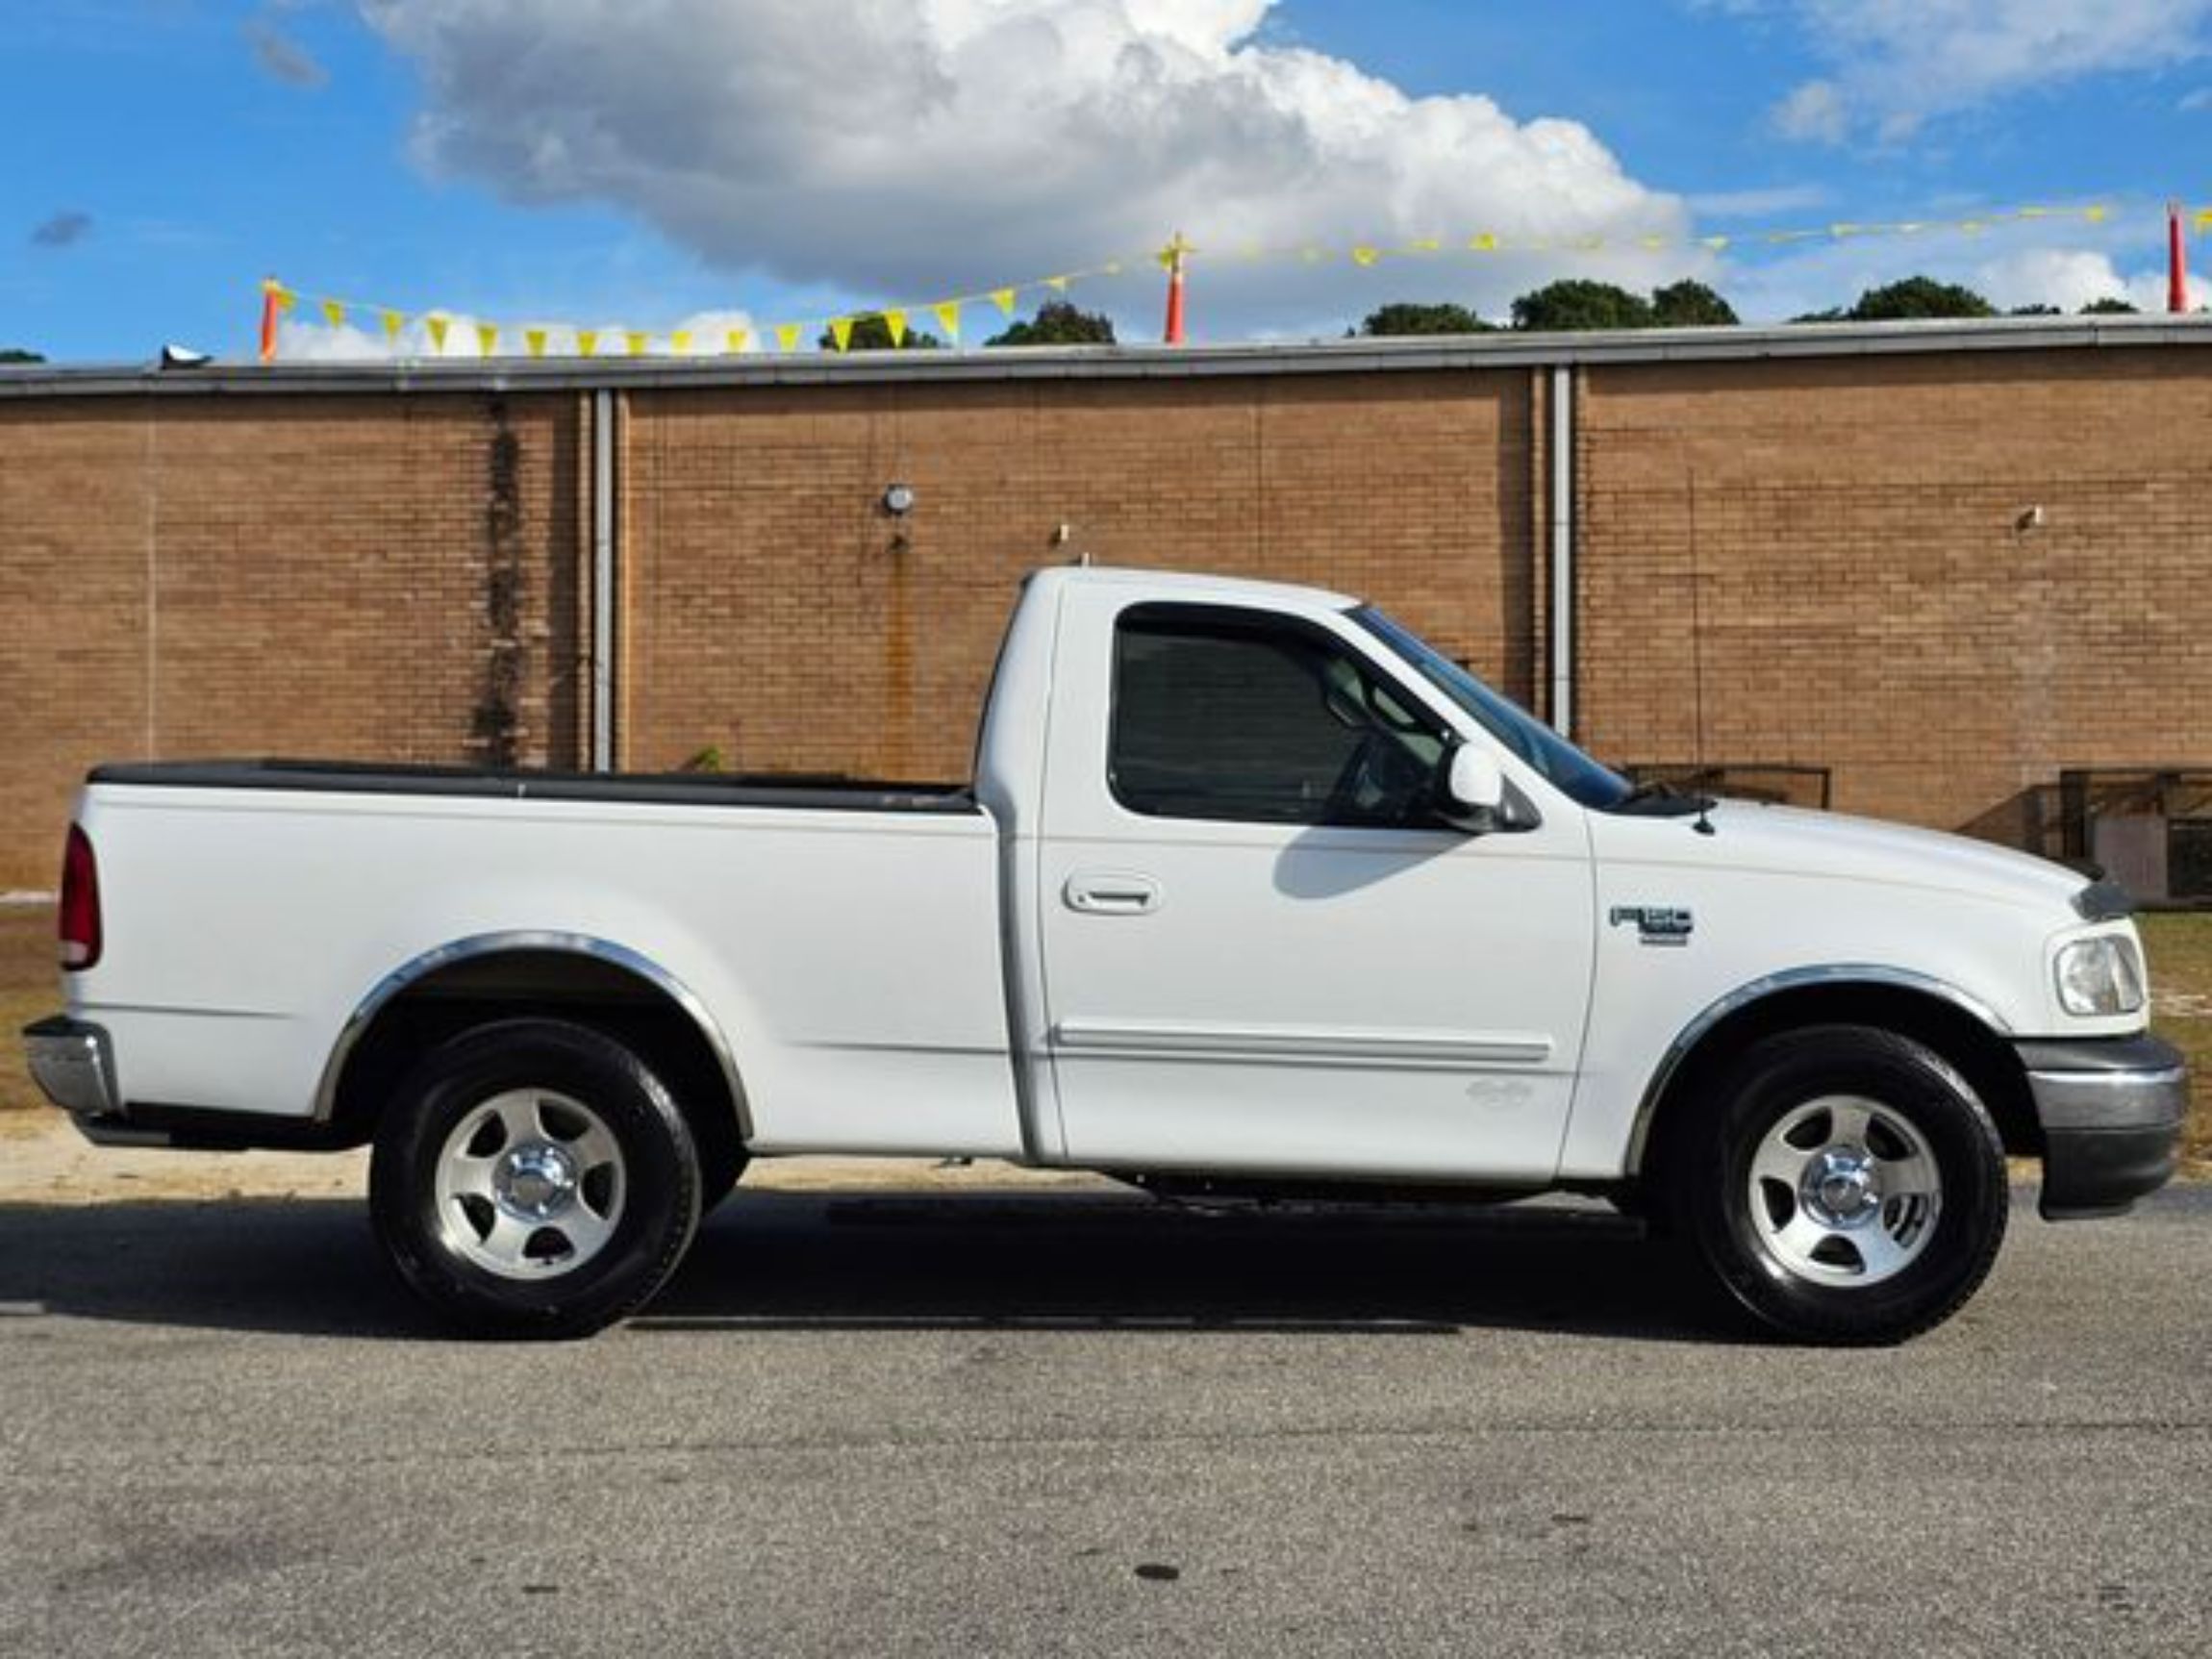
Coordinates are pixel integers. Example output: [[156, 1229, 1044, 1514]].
[[817, 316, 943, 351], [1649, 280, 1739, 327], [1356, 301, 1494, 337], [987, 300, 1116, 346], [0, 347, 41, 364], [1512, 279, 1655, 332], [1837, 276, 1997, 322], [2008, 304, 2062, 316], [2080, 296, 2140, 315]]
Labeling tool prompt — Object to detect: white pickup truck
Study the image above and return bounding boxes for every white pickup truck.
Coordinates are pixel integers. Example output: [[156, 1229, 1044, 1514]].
[[26, 566, 2186, 1343]]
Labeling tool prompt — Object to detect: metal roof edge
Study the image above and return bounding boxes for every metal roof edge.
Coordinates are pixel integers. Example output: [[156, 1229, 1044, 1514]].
[[5, 314, 2211, 398]]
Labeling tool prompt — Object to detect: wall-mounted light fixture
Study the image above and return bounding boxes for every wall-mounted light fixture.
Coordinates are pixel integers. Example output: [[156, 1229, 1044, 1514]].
[[882, 482, 917, 516]]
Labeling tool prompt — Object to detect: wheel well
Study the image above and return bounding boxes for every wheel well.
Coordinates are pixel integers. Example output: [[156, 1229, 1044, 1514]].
[[1634, 983, 2041, 1184], [324, 948, 747, 1178]]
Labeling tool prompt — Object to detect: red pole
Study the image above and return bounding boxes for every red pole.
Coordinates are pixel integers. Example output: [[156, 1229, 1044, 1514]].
[[259, 277, 282, 363], [1162, 233, 1188, 345], [2169, 203, 2188, 314]]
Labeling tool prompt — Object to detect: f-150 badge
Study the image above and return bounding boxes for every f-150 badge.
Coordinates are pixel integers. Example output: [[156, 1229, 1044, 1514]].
[[1610, 905, 1695, 946]]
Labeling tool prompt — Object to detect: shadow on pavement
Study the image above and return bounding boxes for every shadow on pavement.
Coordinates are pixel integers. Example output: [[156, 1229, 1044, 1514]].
[[0, 1189, 1735, 1344]]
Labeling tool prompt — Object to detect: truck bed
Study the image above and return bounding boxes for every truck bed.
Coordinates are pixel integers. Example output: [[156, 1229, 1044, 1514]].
[[88, 759, 978, 816]]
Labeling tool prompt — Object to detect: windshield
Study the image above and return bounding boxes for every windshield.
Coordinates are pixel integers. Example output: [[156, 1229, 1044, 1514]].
[[1350, 606, 1633, 810]]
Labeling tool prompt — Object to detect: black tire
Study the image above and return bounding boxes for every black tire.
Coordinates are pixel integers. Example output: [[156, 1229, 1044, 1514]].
[[1667, 1023, 2009, 1345], [370, 1018, 702, 1339], [696, 1139, 749, 1215]]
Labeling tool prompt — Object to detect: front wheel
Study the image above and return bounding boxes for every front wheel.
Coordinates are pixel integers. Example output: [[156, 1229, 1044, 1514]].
[[370, 1018, 702, 1339], [1669, 1024, 2009, 1345]]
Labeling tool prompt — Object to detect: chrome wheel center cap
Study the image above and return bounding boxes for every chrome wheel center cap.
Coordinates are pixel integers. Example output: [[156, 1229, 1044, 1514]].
[[1805, 1149, 1879, 1225], [495, 1143, 579, 1221]]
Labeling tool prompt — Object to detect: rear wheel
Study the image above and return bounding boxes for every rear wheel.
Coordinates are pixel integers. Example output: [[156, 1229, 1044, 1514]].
[[1669, 1024, 2009, 1345], [371, 1018, 701, 1339]]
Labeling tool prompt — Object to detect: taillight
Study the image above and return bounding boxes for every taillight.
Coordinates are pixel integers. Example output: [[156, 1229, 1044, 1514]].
[[59, 824, 102, 971]]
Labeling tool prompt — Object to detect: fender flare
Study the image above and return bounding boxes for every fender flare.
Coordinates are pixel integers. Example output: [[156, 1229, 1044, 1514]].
[[1622, 964, 2013, 1175], [312, 930, 751, 1139]]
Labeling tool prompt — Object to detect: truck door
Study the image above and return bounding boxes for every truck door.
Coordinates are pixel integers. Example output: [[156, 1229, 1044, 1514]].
[[1037, 593, 1595, 1181]]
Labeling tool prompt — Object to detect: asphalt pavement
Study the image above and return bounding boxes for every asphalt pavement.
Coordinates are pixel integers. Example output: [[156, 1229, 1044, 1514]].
[[0, 1182, 2205, 1656]]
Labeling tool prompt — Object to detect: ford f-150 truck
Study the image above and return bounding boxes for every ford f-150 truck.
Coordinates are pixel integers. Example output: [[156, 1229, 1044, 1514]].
[[25, 566, 2187, 1343]]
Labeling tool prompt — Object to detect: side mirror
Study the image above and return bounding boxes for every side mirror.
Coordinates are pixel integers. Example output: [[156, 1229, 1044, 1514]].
[[1445, 746, 1505, 815], [1442, 745, 1538, 833]]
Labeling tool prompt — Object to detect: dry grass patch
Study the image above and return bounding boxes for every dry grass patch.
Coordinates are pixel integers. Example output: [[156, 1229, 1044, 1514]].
[[0, 906, 55, 1117], [2141, 913, 2212, 1174]]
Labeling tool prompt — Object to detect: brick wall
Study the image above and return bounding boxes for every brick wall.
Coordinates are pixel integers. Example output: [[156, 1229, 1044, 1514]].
[[3, 340, 2210, 890], [1574, 350, 2212, 832], [618, 371, 1534, 780], [0, 392, 581, 888]]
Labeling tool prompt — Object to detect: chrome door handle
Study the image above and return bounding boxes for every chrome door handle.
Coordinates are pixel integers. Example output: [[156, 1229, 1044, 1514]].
[[1063, 871, 1163, 916]]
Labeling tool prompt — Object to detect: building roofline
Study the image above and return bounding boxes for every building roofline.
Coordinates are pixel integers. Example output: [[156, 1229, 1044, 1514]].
[[5, 314, 2211, 399]]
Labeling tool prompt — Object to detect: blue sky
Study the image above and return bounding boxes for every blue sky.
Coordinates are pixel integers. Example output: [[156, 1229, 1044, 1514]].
[[6, 0, 2210, 363]]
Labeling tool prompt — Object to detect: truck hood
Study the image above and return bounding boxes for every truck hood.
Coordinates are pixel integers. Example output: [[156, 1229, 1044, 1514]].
[[1607, 799, 2089, 917]]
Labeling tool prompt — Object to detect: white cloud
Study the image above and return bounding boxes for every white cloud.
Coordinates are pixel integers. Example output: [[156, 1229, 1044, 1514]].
[[1772, 79, 1848, 142], [356, 0, 1696, 334], [1686, 183, 1830, 217], [1976, 245, 2201, 312], [1975, 247, 2135, 311], [278, 305, 762, 361], [1731, 0, 2212, 141]]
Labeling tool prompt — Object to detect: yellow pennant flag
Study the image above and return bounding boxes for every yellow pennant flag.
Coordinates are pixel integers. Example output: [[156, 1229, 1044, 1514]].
[[932, 300, 961, 342], [725, 327, 750, 353], [774, 322, 802, 352], [425, 314, 450, 353], [577, 329, 599, 357], [828, 317, 855, 351], [989, 287, 1017, 316], [1469, 233, 1499, 253], [670, 330, 692, 355], [625, 331, 648, 356], [2083, 204, 2111, 224], [274, 286, 298, 314], [884, 309, 908, 346], [380, 310, 404, 342], [1571, 235, 1604, 252], [1639, 235, 1669, 252], [1828, 223, 1867, 239], [524, 328, 548, 358], [1044, 275, 1070, 292], [476, 323, 499, 356], [2196, 210, 2212, 237], [1351, 245, 1382, 266], [1700, 236, 1731, 252], [320, 298, 346, 328], [1409, 237, 1443, 254]]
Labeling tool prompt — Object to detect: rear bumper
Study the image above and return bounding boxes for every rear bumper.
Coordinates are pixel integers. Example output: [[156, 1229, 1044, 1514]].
[[2016, 1035, 2189, 1220], [23, 1016, 120, 1119]]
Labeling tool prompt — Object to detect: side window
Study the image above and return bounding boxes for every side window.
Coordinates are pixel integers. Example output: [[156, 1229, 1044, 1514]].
[[1110, 606, 1447, 827]]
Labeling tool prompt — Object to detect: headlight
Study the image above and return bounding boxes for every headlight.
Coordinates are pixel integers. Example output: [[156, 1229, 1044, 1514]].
[[2054, 936, 2147, 1017]]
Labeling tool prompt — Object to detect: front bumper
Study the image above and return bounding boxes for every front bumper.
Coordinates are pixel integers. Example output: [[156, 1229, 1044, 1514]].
[[2017, 1034, 2189, 1219]]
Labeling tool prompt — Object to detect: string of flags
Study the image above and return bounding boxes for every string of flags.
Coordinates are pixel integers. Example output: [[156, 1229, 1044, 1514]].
[[259, 199, 2185, 362]]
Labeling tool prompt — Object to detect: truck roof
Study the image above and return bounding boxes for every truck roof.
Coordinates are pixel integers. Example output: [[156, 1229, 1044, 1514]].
[[1032, 564, 1359, 612]]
